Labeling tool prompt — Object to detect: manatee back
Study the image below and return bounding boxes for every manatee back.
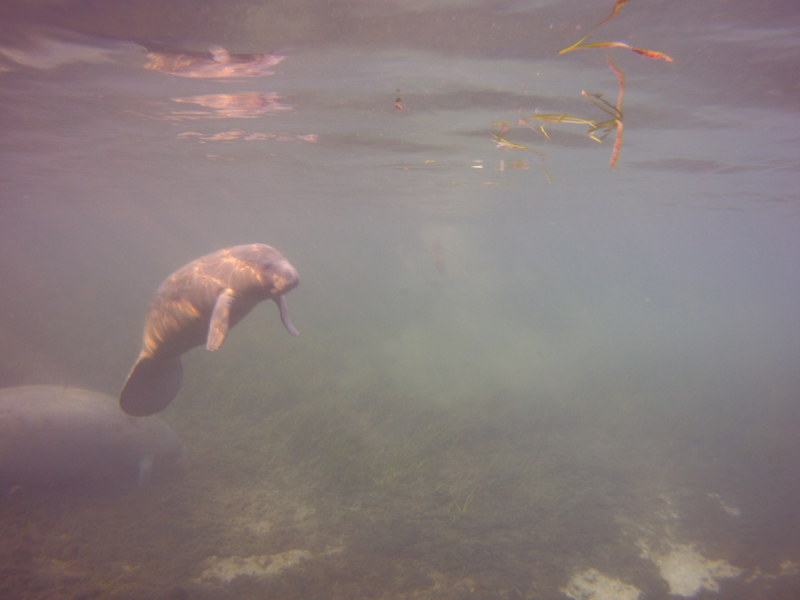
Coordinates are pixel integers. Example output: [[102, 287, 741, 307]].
[[0, 385, 185, 486]]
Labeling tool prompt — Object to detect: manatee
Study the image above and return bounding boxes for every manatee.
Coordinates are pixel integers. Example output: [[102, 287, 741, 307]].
[[0, 385, 186, 487], [120, 244, 300, 417]]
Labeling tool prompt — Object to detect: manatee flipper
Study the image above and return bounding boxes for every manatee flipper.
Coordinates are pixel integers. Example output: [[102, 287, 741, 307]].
[[207, 289, 235, 351], [138, 454, 155, 486], [120, 356, 183, 416], [276, 294, 299, 336]]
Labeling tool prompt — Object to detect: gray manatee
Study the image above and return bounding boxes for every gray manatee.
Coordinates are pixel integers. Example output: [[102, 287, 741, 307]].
[[120, 244, 300, 417], [0, 385, 186, 487]]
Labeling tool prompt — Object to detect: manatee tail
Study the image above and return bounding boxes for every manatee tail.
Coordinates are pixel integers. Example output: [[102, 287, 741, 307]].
[[120, 356, 183, 417]]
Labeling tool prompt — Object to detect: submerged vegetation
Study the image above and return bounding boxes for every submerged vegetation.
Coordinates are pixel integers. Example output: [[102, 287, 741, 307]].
[[2, 327, 796, 598]]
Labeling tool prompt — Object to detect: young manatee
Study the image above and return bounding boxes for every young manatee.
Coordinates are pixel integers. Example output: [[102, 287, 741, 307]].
[[120, 244, 299, 417]]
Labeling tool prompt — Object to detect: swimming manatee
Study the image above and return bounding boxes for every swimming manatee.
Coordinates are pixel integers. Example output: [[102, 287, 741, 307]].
[[0, 385, 186, 487], [120, 244, 300, 417]]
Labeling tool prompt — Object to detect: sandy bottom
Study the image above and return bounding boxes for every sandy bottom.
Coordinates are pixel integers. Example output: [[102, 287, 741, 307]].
[[1, 377, 799, 600]]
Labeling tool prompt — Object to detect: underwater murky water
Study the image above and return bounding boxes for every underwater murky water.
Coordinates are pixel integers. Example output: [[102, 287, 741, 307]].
[[1, 1, 800, 598]]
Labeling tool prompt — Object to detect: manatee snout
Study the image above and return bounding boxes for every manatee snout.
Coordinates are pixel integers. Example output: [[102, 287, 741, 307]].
[[264, 258, 299, 295]]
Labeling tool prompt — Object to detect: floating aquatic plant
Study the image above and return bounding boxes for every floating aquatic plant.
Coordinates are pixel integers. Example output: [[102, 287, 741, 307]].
[[520, 55, 625, 168], [491, 121, 546, 157], [559, 0, 673, 62]]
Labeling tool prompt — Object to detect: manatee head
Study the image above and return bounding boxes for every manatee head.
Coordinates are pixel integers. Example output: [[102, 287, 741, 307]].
[[257, 248, 299, 298], [242, 244, 300, 336]]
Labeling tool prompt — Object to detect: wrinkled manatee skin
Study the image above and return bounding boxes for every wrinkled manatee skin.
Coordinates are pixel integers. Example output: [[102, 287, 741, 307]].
[[0, 385, 186, 487]]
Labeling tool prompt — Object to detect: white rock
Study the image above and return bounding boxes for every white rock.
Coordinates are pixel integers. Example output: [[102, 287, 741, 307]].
[[642, 542, 742, 597], [198, 549, 311, 586], [560, 568, 641, 600]]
